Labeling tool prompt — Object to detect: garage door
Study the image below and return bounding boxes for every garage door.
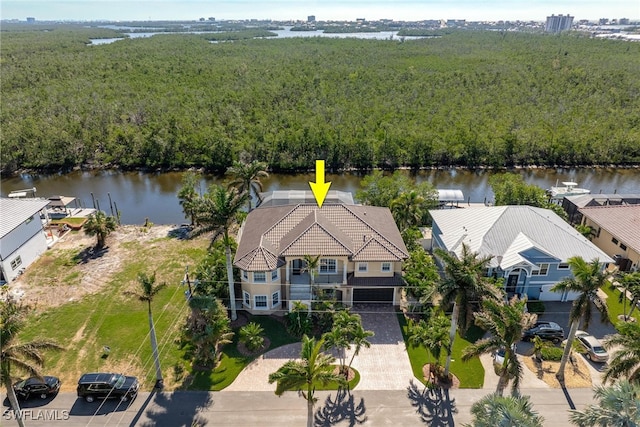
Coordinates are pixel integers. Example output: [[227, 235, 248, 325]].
[[353, 288, 394, 304]]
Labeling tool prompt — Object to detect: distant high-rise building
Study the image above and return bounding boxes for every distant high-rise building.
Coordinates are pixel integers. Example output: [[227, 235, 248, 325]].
[[307, 15, 315, 22], [26, 17, 36, 23], [619, 18, 630, 25], [545, 14, 574, 33]]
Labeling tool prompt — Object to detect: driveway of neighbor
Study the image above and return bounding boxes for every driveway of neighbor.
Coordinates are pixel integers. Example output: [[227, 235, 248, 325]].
[[224, 305, 415, 391]]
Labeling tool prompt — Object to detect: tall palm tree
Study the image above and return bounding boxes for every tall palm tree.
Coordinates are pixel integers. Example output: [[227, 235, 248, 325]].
[[177, 171, 201, 226], [569, 380, 640, 426], [1, 292, 63, 427], [616, 272, 640, 321], [124, 271, 166, 388], [192, 185, 247, 321], [462, 296, 537, 396], [390, 190, 425, 231], [603, 321, 640, 384], [346, 319, 374, 374], [83, 210, 118, 248], [227, 160, 269, 212], [268, 335, 346, 427], [551, 256, 610, 382], [435, 243, 500, 378], [467, 394, 544, 427], [301, 254, 321, 306]]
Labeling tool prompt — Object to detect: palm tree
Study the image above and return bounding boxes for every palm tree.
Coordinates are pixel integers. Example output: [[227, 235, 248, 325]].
[[408, 311, 450, 380], [83, 210, 118, 248], [177, 171, 201, 226], [462, 296, 537, 396], [268, 335, 346, 427], [227, 160, 269, 212], [551, 256, 610, 382], [615, 272, 640, 321], [124, 271, 166, 388], [603, 321, 640, 384], [185, 296, 234, 367], [346, 320, 374, 374], [435, 243, 500, 378], [466, 394, 544, 427], [390, 190, 425, 231], [1, 291, 63, 427], [301, 254, 321, 306], [192, 185, 247, 321], [569, 380, 640, 426]]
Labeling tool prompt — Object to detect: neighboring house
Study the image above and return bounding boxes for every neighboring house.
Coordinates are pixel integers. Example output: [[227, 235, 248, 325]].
[[562, 193, 640, 225], [430, 205, 612, 302], [234, 191, 409, 314], [0, 197, 50, 284], [578, 205, 640, 272]]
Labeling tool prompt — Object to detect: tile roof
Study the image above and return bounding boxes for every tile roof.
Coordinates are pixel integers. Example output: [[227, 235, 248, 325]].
[[579, 205, 640, 254], [430, 205, 612, 268], [0, 198, 50, 239], [234, 201, 408, 271]]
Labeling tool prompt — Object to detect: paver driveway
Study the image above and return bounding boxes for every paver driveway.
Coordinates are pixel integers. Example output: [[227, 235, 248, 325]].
[[224, 305, 415, 391]]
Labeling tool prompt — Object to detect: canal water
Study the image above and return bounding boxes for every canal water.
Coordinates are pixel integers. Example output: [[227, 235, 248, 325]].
[[1, 168, 638, 225]]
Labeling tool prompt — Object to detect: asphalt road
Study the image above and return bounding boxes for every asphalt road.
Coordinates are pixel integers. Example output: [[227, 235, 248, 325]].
[[2, 386, 597, 427]]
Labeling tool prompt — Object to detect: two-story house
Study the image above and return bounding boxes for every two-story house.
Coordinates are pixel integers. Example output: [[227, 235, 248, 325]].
[[430, 205, 612, 301], [233, 191, 409, 314]]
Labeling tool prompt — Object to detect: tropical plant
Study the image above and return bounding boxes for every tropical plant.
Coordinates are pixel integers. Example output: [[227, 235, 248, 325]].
[[390, 190, 425, 231], [1, 290, 63, 427], [466, 394, 544, 427], [551, 256, 610, 382], [239, 322, 265, 352], [403, 248, 440, 308], [286, 301, 313, 337], [192, 184, 247, 320], [435, 243, 501, 377], [462, 296, 537, 396], [83, 210, 118, 248], [603, 321, 640, 384], [268, 336, 346, 427], [177, 171, 201, 226], [192, 240, 231, 299], [322, 310, 373, 377], [124, 271, 167, 387], [346, 320, 374, 374], [184, 296, 234, 367], [569, 380, 640, 426], [408, 310, 451, 380], [615, 272, 640, 321], [227, 160, 269, 212], [301, 254, 321, 305]]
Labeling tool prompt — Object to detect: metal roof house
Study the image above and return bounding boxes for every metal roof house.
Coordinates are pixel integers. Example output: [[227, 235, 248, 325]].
[[0, 197, 50, 284], [430, 205, 613, 302], [234, 191, 409, 314]]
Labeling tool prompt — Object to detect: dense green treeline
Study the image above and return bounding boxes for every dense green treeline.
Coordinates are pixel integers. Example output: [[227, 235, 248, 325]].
[[1, 28, 639, 174]]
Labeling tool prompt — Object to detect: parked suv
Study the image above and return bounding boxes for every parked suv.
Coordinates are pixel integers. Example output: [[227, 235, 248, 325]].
[[522, 321, 565, 343], [77, 373, 139, 403], [13, 376, 61, 400]]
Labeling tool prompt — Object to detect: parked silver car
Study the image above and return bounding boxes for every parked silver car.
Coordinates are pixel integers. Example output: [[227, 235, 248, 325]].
[[574, 331, 609, 363]]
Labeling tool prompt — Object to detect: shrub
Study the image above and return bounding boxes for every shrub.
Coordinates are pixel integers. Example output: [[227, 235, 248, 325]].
[[540, 345, 563, 361], [239, 322, 265, 352]]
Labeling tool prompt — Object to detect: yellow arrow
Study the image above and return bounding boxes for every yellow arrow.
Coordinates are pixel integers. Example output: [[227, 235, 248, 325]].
[[309, 160, 332, 208]]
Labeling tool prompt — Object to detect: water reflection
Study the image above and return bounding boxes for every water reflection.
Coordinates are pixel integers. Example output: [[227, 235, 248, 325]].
[[1, 168, 638, 225]]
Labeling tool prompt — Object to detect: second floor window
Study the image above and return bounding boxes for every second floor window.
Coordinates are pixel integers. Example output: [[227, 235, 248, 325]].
[[532, 263, 549, 276], [254, 272, 266, 283], [381, 262, 391, 272], [320, 259, 337, 274]]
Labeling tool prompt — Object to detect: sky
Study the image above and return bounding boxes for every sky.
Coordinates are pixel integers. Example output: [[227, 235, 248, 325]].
[[1, 0, 638, 22]]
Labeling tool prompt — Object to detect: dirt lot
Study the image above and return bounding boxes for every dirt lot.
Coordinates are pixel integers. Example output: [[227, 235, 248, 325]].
[[9, 224, 197, 309]]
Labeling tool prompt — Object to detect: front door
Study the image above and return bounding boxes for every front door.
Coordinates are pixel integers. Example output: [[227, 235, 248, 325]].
[[506, 274, 518, 295]]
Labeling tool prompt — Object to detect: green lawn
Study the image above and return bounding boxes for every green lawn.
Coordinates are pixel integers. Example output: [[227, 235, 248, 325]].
[[397, 313, 485, 389], [602, 284, 632, 329]]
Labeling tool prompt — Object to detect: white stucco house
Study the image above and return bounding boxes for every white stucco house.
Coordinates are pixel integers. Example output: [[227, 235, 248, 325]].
[[0, 197, 50, 284]]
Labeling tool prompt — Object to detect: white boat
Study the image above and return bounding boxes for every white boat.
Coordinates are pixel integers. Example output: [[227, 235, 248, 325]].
[[548, 181, 591, 199]]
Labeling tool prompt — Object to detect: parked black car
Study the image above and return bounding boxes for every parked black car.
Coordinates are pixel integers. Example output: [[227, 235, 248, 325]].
[[13, 376, 61, 400], [522, 321, 565, 343], [77, 373, 139, 403]]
